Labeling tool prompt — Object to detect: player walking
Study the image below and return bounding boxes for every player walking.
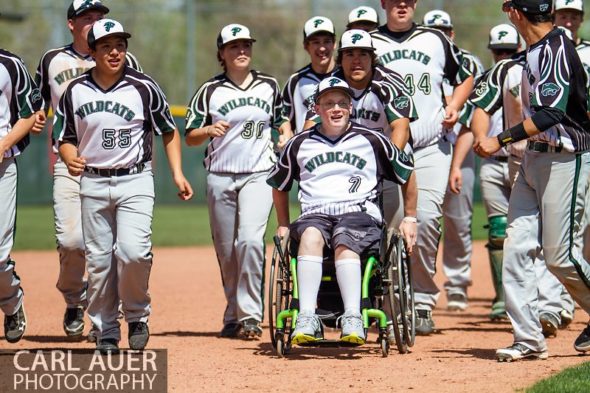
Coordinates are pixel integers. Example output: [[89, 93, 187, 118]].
[[268, 77, 414, 345], [371, 0, 474, 334], [35, 0, 143, 340], [0, 49, 44, 344], [476, 0, 590, 361], [185, 24, 283, 339], [54, 19, 193, 354]]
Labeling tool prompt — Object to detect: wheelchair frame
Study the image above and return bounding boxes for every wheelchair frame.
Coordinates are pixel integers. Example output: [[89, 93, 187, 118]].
[[268, 229, 415, 357]]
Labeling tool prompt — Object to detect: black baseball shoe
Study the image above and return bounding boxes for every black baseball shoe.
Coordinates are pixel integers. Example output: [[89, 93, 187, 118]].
[[128, 322, 150, 350], [63, 306, 85, 337], [87, 323, 99, 343], [574, 324, 590, 353], [96, 338, 119, 355], [220, 322, 242, 338], [4, 303, 26, 343], [241, 318, 262, 339]]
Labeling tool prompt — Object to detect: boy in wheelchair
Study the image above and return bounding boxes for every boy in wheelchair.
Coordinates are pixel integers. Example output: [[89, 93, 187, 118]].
[[267, 77, 415, 345]]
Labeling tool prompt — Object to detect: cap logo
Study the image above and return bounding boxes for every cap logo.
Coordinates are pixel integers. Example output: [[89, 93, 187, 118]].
[[565, 0, 574, 5], [351, 34, 363, 44], [540, 4, 549, 12], [357, 9, 367, 18], [81, 0, 94, 8], [498, 31, 508, 40], [427, 14, 442, 24], [104, 21, 115, 32], [329, 78, 340, 87], [314, 19, 324, 28], [231, 27, 242, 36]]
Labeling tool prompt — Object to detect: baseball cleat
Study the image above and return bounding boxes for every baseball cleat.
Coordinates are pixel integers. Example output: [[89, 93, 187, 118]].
[[339, 311, 365, 345], [240, 318, 262, 339], [291, 311, 323, 345], [574, 324, 590, 353], [415, 309, 435, 336], [220, 322, 242, 338], [4, 303, 26, 344], [496, 343, 548, 362], [128, 322, 149, 350], [63, 306, 85, 337], [96, 338, 120, 355], [447, 293, 468, 311], [87, 323, 99, 343], [540, 313, 559, 338], [559, 309, 574, 329]]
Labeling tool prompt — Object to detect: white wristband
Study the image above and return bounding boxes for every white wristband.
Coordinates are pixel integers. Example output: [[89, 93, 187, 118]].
[[402, 216, 417, 223]]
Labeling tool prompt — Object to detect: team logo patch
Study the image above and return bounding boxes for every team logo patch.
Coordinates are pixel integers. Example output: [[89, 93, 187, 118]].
[[231, 27, 242, 36], [351, 34, 363, 44], [498, 31, 508, 40], [104, 21, 115, 32], [30, 88, 42, 104], [357, 9, 367, 18], [314, 19, 324, 28], [541, 82, 560, 97], [394, 96, 410, 110], [539, 4, 549, 12], [475, 81, 488, 96]]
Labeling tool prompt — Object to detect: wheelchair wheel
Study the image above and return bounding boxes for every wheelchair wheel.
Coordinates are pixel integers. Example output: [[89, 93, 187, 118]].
[[269, 233, 291, 350], [386, 233, 409, 354], [398, 238, 416, 347], [380, 336, 389, 357]]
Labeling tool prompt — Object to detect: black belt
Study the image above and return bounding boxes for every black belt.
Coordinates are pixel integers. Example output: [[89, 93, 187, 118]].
[[489, 155, 508, 163], [84, 163, 146, 177], [527, 141, 563, 153]]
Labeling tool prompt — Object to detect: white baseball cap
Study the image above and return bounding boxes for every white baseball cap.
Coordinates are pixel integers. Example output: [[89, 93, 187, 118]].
[[67, 0, 109, 20], [554, 0, 584, 12], [423, 10, 453, 29], [314, 77, 353, 103], [216, 24, 256, 49], [304, 16, 336, 40], [87, 19, 131, 49], [347, 6, 379, 26], [488, 24, 519, 50], [339, 29, 375, 52]]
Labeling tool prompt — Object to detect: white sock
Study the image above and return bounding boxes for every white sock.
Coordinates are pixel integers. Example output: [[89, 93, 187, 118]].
[[296, 255, 323, 314], [335, 258, 361, 315]]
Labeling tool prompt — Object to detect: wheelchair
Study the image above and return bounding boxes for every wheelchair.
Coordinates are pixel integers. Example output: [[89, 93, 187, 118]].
[[268, 228, 415, 357]]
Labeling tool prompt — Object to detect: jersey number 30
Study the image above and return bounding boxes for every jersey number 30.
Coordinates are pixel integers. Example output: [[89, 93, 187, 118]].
[[102, 129, 131, 149], [241, 121, 265, 139]]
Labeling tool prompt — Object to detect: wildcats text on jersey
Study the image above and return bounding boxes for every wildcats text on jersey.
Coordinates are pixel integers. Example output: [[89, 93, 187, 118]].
[[304, 151, 367, 173], [218, 96, 272, 116], [54, 67, 92, 86], [378, 49, 432, 66], [75, 100, 136, 121]]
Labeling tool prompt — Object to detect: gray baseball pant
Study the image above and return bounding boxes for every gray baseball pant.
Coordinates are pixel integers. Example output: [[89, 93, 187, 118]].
[[504, 151, 590, 352], [207, 171, 272, 325], [442, 149, 475, 297], [0, 157, 23, 316], [81, 169, 154, 342], [53, 160, 87, 309]]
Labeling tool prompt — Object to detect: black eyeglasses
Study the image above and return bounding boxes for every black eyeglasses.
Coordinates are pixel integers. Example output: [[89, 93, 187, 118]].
[[502, 1, 515, 12]]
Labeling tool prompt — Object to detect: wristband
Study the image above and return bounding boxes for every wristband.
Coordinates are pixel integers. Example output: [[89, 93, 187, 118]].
[[497, 123, 528, 147], [402, 216, 417, 223]]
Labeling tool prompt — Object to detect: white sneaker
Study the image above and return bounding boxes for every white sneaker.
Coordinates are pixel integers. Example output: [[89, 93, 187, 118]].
[[340, 311, 366, 345], [496, 343, 548, 362], [447, 293, 468, 311], [291, 311, 322, 345]]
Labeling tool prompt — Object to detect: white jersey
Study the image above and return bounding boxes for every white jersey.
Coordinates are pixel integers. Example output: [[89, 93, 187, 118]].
[[53, 66, 175, 169], [371, 24, 471, 148], [575, 39, 590, 109], [186, 70, 283, 174], [267, 123, 413, 222], [0, 49, 42, 158], [282, 64, 332, 133]]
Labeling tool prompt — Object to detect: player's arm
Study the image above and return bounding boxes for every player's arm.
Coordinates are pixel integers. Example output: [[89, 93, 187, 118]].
[[58, 142, 85, 176], [0, 114, 38, 157], [449, 126, 474, 194], [273, 189, 290, 238], [185, 121, 230, 146], [444, 75, 474, 128], [277, 122, 294, 149], [162, 130, 193, 201], [470, 107, 491, 147], [399, 172, 417, 254], [389, 118, 410, 150]]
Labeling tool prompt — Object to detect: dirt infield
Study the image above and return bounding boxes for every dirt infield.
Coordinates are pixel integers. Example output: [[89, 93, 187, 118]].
[[2, 241, 589, 392]]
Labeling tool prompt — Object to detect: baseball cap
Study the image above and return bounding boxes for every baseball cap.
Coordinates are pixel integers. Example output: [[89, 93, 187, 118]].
[[488, 24, 519, 49], [304, 16, 336, 40], [503, 0, 552, 15], [423, 10, 453, 29], [554, 0, 584, 12], [347, 6, 379, 26], [339, 29, 375, 52], [216, 24, 256, 49], [87, 19, 131, 49], [314, 77, 353, 103], [67, 0, 109, 20]]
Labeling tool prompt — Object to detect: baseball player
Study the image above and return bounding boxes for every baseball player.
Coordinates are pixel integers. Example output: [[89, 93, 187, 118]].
[[371, 0, 474, 335], [185, 24, 283, 339], [476, 0, 590, 362], [281, 16, 336, 142], [346, 6, 380, 32], [0, 49, 44, 344], [35, 0, 143, 341], [422, 9, 484, 312], [267, 77, 414, 345], [53, 19, 193, 354]]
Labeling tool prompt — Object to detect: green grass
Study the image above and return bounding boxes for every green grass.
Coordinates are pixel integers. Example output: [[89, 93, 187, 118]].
[[14, 203, 489, 250], [524, 362, 590, 393]]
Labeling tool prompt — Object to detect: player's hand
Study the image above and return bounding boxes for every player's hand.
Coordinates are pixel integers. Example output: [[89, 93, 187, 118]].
[[442, 105, 459, 128], [276, 226, 289, 238], [399, 217, 417, 255], [448, 166, 463, 194], [276, 133, 291, 150], [174, 174, 194, 201], [474, 136, 501, 158], [207, 120, 230, 138], [66, 156, 86, 177], [31, 111, 47, 134]]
